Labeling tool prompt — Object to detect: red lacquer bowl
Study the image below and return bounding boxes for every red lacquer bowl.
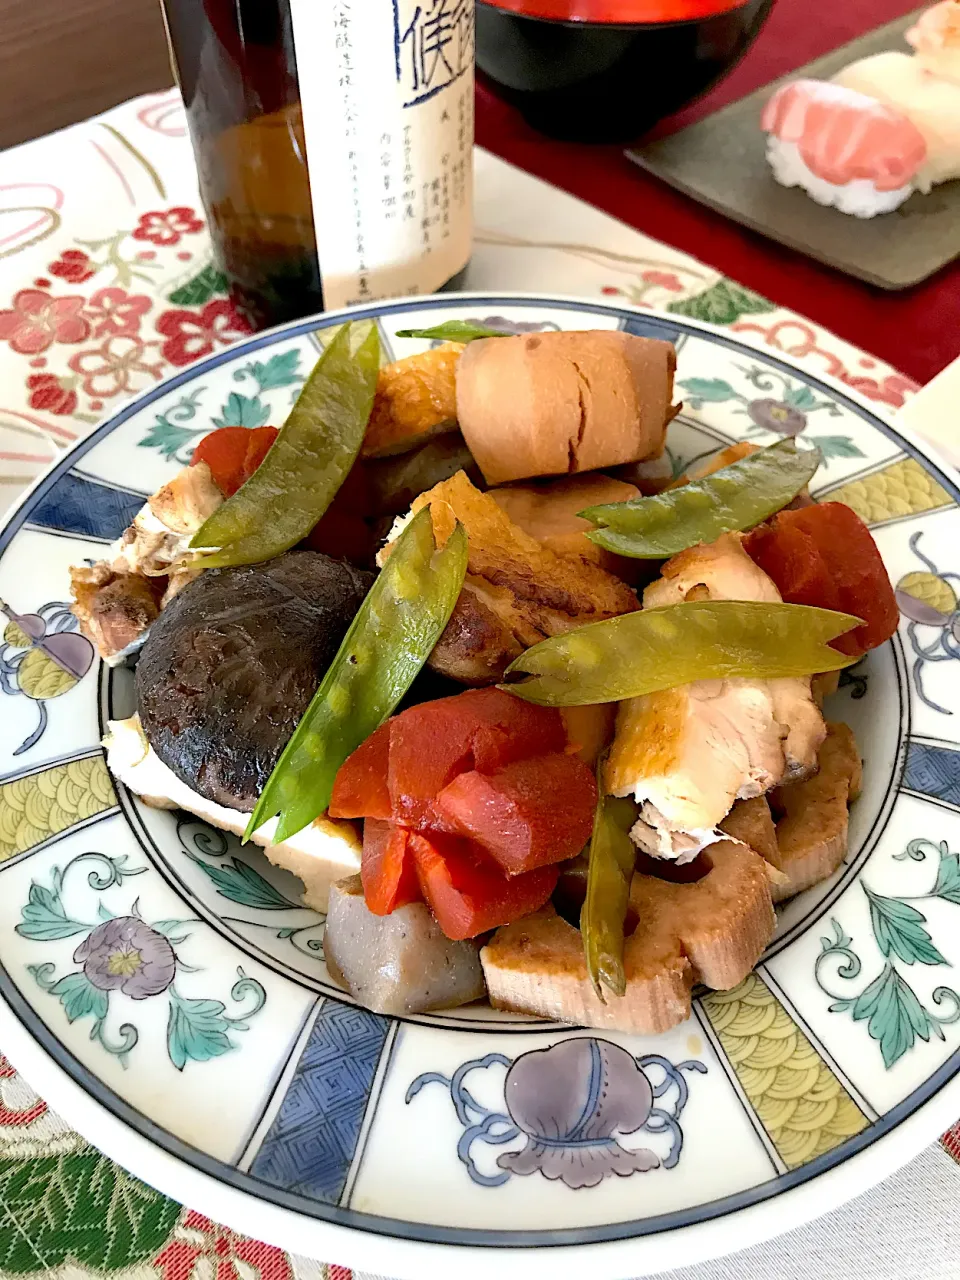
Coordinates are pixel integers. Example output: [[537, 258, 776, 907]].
[[476, 0, 776, 141]]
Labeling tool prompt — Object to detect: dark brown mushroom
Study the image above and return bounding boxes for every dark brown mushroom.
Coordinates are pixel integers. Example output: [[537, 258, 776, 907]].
[[136, 551, 373, 811]]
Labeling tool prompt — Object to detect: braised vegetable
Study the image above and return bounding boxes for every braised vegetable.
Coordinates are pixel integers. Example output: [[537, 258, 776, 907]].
[[384, 687, 567, 829], [361, 819, 422, 916], [409, 830, 560, 940], [744, 502, 899, 657], [433, 752, 597, 875], [581, 777, 638, 1000], [324, 875, 485, 1015], [395, 320, 510, 342], [190, 425, 279, 497], [191, 323, 379, 567], [580, 439, 821, 559], [503, 600, 860, 706], [329, 723, 392, 820], [246, 507, 467, 842]]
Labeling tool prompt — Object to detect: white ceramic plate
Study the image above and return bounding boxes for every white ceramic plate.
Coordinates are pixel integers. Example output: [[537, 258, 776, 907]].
[[1, 294, 959, 1280]]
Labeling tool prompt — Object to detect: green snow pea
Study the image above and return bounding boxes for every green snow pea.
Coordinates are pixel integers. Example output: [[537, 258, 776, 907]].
[[394, 320, 511, 343], [502, 600, 860, 706], [581, 770, 638, 1001], [190, 322, 379, 567], [246, 507, 468, 843], [581, 439, 821, 559]]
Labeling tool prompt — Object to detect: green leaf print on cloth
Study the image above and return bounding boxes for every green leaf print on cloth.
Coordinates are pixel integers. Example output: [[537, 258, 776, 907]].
[[0, 1149, 180, 1271], [668, 279, 776, 325], [167, 264, 229, 306]]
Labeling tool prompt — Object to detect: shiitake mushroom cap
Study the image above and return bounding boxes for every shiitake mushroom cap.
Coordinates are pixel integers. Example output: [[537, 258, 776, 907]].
[[136, 551, 373, 811]]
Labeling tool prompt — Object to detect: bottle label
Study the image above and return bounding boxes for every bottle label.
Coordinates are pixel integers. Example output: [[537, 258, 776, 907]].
[[288, 1, 475, 310]]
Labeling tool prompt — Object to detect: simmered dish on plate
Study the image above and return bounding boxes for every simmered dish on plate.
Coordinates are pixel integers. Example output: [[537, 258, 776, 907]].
[[69, 320, 899, 1035]]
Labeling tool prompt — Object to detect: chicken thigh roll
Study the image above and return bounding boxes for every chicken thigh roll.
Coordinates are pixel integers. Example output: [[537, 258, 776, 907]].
[[455, 331, 677, 485]]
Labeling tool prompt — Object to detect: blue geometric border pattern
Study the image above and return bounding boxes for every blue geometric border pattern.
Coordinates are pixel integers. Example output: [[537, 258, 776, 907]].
[[620, 314, 684, 346], [26, 469, 147, 542], [250, 1000, 390, 1204], [904, 739, 960, 810]]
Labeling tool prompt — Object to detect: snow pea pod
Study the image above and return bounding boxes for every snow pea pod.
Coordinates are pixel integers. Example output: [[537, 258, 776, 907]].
[[394, 320, 510, 343], [246, 507, 468, 843], [191, 322, 379, 567], [502, 600, 860, 706], [580, 439, 821, 559], [581, 771, 637, 1001]]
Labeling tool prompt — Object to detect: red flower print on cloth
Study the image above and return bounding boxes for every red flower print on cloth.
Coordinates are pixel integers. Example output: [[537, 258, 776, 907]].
[[154, 1211, 292, 1280], [0, 1056, 47, 1128], [84, 286, 152, 339], [0, 289, 89, 355], [133, 206, 204, 247], [156, 299, 252, 367], [48, 249, 96, 285], [640, 269, 683, 292], [68, 335, 164, 399], [27, 372, 78, 415]]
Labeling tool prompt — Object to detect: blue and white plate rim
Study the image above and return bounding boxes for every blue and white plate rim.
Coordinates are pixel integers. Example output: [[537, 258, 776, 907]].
[[0, 290, 958, 1280]]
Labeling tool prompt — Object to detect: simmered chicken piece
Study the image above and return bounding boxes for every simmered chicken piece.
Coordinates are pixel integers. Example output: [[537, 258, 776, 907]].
[[605, 534, 826, 861], [70, 461, 224, 663], [388, 470, 638, 684], [361, 342, 464, 459], [490, 472, 642, 580]]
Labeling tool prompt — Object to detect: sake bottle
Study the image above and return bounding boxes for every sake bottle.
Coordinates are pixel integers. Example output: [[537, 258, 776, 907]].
[[161, 1, 475, 327]]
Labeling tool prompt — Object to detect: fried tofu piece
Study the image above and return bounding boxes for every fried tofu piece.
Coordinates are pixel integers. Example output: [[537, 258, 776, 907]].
[[481, 839, 775, 1035], [456, 331, 677, 485], [361, 342, 464, 459], [70, 564, 164, 662], [490, 473, 642, 581], [400, 470, 638, 683]]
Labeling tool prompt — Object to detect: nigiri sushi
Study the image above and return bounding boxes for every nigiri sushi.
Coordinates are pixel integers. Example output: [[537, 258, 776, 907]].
[[761, 78, 928, 217], [834, 52, 960, 190]]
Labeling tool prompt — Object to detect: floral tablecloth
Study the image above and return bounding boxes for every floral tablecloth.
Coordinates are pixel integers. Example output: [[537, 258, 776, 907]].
[[0, 88, 958, 1280]]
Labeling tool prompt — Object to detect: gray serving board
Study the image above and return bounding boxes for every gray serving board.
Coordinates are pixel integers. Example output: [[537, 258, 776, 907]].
[[628, 12, 960, 289]]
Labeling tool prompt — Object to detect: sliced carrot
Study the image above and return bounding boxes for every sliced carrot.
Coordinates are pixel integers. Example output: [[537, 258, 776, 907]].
[[744, 502, 899, 657], [190, 425, 279, 496], [329, 723, 392, 821], [361, 819, 421, 916], [388, 688, 566, 829], [434, 752, 597, 875], [409, 831, 559, 940]]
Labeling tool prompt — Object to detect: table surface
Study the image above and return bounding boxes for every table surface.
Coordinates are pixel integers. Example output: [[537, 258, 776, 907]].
[[474, 0, 956, 386]]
